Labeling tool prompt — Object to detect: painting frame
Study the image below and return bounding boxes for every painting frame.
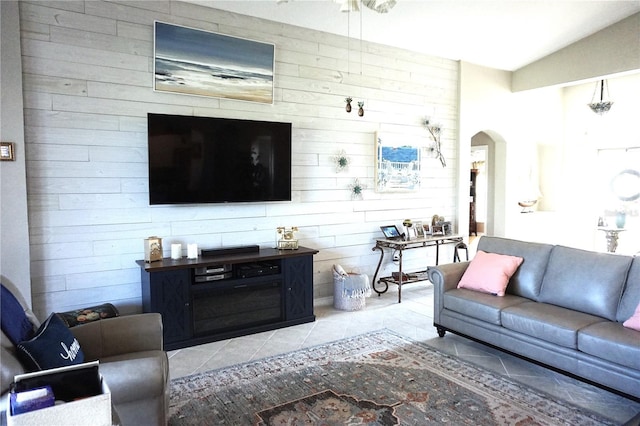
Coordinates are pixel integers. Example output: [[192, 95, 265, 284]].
[[0, 142, 15, 161], [414, 221, 425, 238], [375, 132, 423, 193], [153, 21, 275, 104]]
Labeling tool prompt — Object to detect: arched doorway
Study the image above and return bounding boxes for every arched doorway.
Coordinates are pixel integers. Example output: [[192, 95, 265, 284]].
[[471, 130, 507, 237]]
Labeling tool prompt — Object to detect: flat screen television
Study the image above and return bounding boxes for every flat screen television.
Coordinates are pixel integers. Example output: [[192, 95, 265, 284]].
[[147, 113, 292, 204]]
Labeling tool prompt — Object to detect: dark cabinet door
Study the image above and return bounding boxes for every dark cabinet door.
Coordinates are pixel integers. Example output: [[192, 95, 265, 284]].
[[141, 269, 192, 344], [283, 256, 314, 320]]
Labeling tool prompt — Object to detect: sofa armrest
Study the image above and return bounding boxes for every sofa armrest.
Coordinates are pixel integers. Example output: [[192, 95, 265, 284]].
[[1, 344, 25, 395], [428, 262, 470, 325], [428, 262, 469, 292], [71, 313, 163, 360]]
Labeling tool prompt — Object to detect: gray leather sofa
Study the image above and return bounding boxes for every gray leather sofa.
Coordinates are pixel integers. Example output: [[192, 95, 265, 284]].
[[1, 280, 169, 425], [428, 236, 640, 399]]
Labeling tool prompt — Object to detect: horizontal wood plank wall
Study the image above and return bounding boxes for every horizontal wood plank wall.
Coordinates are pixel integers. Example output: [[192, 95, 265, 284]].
[[19, 0, 459, 317]]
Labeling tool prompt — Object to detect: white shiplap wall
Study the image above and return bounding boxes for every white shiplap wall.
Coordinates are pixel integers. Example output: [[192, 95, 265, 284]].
[[20, 0, 459, 318]]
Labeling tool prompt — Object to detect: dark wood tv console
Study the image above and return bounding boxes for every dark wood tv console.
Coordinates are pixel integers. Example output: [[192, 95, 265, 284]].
[[136, 246, 318, 350]]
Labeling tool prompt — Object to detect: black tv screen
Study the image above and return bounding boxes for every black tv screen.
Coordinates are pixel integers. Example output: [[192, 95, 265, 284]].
[[147, 113, 292, 204]]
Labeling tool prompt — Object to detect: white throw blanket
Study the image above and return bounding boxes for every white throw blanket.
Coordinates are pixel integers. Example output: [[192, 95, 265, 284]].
[[333, 264, 372, 299]]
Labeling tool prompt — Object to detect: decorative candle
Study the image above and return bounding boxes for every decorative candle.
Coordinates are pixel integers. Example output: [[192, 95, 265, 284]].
[[171, 243, 182, 260], [187, 243, 198, 259]]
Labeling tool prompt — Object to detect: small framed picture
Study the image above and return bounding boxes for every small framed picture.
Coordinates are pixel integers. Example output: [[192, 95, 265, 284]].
[[415, 221, 425, 238], [432, 225, 444, 236], [423, 223, 432, 235], [0, 142, 15, 161], [406, 226, 417, 240], [380, 225, 402, 240]]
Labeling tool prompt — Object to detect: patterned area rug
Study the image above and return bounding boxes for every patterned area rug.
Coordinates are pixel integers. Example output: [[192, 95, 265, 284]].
[[169, 330, 614, 425]]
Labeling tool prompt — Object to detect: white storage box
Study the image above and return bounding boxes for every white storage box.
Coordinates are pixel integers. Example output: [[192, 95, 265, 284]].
[[7, 361, 112, 426]]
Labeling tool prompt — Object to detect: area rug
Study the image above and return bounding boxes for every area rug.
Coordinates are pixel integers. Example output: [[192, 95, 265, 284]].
[[169, 330, 614, 425]]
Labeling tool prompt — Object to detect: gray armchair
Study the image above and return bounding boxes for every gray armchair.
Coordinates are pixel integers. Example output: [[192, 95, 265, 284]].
[[1, 279, 169, 425]]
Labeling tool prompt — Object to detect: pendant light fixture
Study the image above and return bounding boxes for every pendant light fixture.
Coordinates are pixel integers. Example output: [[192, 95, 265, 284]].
[[342, 0, 365, 117], [336, 0, 359, 12], [362, 0, 396, 13], [588, 79, 613, 115]]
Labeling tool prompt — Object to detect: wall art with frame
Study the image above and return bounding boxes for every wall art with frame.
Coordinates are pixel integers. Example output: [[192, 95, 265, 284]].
[[154, 21, 275, 104], [375, 132, 423, 192], [0, 142, 15, 161]]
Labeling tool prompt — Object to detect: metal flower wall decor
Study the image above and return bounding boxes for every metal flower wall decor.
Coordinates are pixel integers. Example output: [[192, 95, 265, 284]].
[[332, 150, 350, 172], [349, 178, 365, 200], [424, 117, 446, 168]]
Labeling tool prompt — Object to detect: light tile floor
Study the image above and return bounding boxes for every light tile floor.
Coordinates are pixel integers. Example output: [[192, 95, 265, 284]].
[[168, 283, 640, 425]]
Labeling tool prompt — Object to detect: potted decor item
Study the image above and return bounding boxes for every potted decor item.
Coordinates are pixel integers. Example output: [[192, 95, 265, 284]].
[[358, 101, 364, 117], [345, 97, 352, 113]]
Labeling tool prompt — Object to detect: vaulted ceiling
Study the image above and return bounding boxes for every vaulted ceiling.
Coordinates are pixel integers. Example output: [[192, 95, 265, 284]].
[[201, 0, 640, 71]]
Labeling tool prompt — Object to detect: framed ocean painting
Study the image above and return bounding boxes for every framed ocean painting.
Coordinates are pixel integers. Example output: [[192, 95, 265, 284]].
[[154, 21, 275, 104]]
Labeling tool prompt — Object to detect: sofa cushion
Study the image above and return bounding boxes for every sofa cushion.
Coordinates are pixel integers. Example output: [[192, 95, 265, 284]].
[[538, 246, 631, 321], [17, 313, 85, 371], [578, 322, 640, 370], [477, 236, 553, 300], [457, 250, 523, 296], [444, 288, 528, 325], [617, 256, 640, 323], [501, 302, 605, 349]]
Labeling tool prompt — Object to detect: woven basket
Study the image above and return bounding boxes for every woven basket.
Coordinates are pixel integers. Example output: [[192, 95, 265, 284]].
[[333, 269, 370, 311]]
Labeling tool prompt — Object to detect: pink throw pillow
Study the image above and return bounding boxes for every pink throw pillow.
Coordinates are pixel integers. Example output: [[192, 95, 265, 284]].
[[623, 301, 640, 331], [457, 250, 524, 296]]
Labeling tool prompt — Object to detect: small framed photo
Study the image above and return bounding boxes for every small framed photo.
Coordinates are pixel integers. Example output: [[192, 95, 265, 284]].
[[380, 225, 402, 240], [415, 221, 425, 238], [0, 142, 15, 161], [406, 226, 417, 240], [423, 223, 432, 235], [442, 221, 452, 235], [432, 224, 444, 236]]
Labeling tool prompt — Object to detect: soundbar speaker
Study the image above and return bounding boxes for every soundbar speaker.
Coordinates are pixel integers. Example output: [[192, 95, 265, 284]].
[[201, 245, 259, 257]]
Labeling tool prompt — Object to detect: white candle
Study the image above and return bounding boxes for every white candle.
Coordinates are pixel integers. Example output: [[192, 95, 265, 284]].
[[171, 243, 182, 260], [187, 243, 198, 259]]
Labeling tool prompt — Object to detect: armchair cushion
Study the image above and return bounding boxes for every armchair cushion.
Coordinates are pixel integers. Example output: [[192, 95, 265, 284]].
[[71, 313, 163, 360], [17, 313, 85, 371], [1, 284, 35, 345]]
